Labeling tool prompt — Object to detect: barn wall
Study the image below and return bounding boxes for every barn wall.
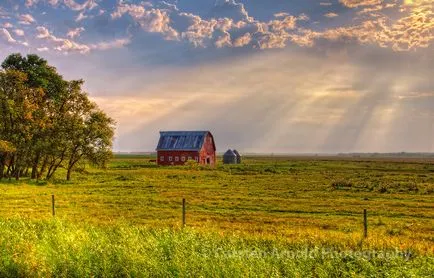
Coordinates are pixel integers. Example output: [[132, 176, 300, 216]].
[[157, 151, 200, 166], [199, 133, 216, 166]]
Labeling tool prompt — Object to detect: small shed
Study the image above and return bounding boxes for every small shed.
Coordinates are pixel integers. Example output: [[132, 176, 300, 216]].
[[223, 149, 237, 164], [233, 149, 242, 164]]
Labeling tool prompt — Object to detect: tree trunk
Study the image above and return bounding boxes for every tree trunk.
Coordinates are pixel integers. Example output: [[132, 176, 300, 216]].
[[15, 168, 20, 181], [37, 157, 48, 180], [46, 160, 55, 180], [6, 155, 14, 178], [0, 155, 4, 180], [31, 153, 40, 179], [66, 168, 72, 181], [66, 158, 79, 181]]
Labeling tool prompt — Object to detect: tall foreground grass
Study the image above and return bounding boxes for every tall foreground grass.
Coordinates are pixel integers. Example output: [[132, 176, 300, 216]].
[[0, 218, 432, 277]]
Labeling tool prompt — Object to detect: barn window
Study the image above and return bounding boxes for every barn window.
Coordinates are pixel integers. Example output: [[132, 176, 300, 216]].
[[160, 156, 164, 161], [181, 156, 186, 162], [195, 156, 199, 162], [169, 156, 173, 161], [188, 156, 192, 161], [175, 156, 179, 162]]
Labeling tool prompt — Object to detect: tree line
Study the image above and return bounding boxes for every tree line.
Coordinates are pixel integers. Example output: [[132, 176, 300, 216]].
[[0, 54, 115, 181]]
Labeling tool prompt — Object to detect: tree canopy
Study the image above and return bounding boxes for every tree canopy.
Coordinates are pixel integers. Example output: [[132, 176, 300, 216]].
[[0, 53, 115, 181]]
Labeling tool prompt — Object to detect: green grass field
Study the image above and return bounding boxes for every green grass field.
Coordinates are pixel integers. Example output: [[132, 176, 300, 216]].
[[0, 156, 433, 276]]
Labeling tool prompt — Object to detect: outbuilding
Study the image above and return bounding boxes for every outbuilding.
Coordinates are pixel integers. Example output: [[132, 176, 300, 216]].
[[223, 149, 237, 164], [233, 149, 242, 164], [156, 131, 216, 166]]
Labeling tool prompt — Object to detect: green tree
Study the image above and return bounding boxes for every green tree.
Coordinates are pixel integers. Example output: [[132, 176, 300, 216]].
[[0, 70, 44, 179], [2, 54, 67, 179], [0, 53, 115, 181]]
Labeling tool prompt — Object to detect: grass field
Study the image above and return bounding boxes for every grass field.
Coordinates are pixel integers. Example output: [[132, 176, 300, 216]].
[[0, 155, 433, 276]]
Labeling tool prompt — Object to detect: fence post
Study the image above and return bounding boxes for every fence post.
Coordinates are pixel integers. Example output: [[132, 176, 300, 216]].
[[182, 198, 186, 227], [363, 209, 368, 238], [52, 194, 55, 217]]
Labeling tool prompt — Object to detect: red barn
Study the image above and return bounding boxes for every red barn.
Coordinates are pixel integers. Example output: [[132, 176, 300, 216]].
[[156, 131, 216, 166]]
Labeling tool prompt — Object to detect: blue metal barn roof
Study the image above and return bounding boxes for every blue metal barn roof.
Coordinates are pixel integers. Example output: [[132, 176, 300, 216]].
[[156, 131, 211, 151]]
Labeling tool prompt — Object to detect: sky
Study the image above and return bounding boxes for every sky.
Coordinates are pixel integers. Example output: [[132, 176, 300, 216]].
[[0, 0, 433, 153]]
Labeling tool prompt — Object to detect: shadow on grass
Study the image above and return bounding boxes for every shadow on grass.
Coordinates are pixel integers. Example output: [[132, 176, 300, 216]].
[[0, 178, 49, 186]]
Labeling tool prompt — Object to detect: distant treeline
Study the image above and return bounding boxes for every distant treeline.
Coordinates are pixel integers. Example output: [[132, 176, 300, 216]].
[[0, 54, 115, 181]]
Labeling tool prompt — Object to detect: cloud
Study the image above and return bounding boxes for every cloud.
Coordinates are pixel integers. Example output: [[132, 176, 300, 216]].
[[2, 0, 433, 54], [18, 14, 36, 25], [111, 3, 179, 40], [75, 12, 88, 22], [24, 0, 60, 7], [233, 32, 252, 47], [320, 3, 434, 51], [274, 12, 290, 18], [0, 28, 17, 43], [36, 26, 91, 53], [397, 91, 434, 100], [63, 0, 97, 11], [36, 46, 49, 51], [109, 0, 304, 49], [324, 12, 339, 18], [211, 0, 252, 22], [178, 14, 231, 47], [47, 0, 59, 6], [13, 29, 25, 36], [2, 22, 13, 28], [67, 27, 85, 39], [284, 1, 434, 51], [107, 0, 434, 52], [339, 0, 383, 8], [25, 0, 38, 7], [36, 26, 131, 54], [90, 38, 131, 50]]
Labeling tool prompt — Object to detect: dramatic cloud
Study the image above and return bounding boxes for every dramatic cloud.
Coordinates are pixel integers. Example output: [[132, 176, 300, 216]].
[[1, 0, 431, 52], [107, 0, 434, 51], [322, 2, 433, 51]]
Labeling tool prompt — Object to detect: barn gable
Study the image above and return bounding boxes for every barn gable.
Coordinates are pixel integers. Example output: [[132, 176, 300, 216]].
[[156, 131, 215, 151]]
